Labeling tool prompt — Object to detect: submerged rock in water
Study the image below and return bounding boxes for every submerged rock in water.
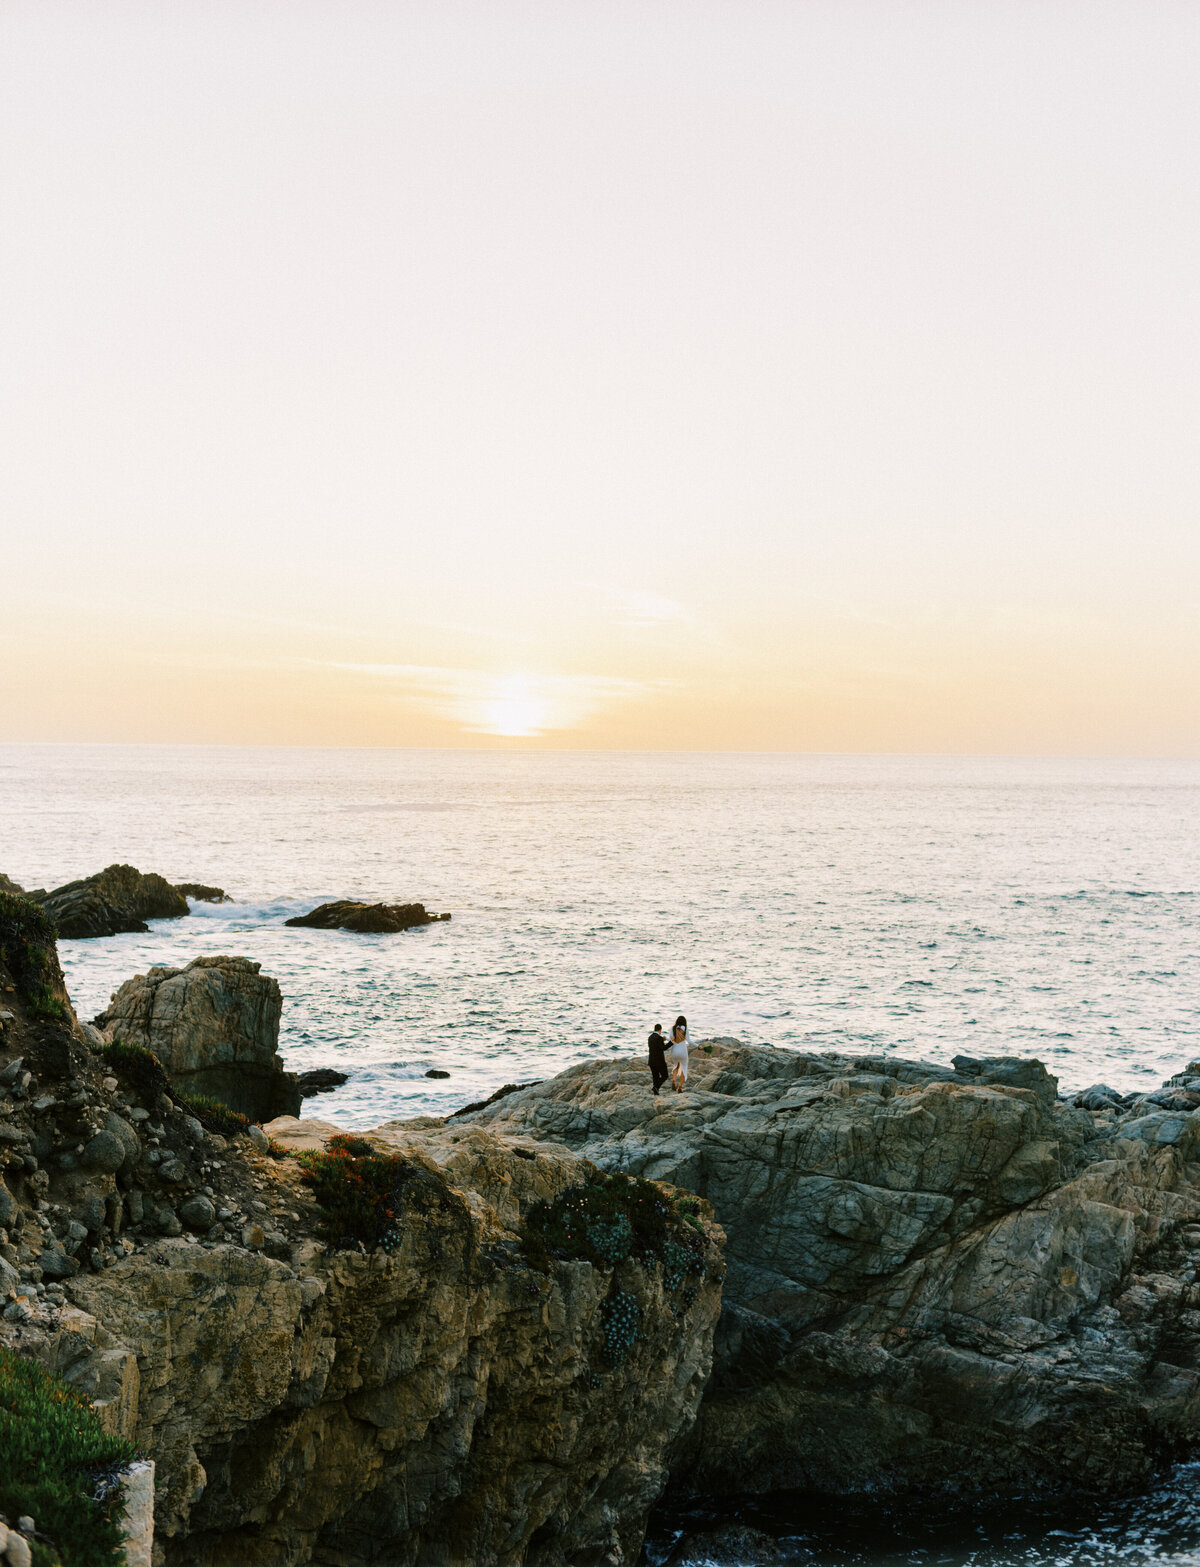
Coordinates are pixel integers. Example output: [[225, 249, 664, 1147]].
[[296, 1067, 349, 1097], [461, 1042, 1200, 1500], [284, 900, 450, 933], [173, 882, 231, 903], [31, 863, 189, 939], [96, 955, 300, 1121]]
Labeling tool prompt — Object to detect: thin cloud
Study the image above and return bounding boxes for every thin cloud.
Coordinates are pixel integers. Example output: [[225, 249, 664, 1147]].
[[315, 661, 665, 736], [577, 581, 691, 628]]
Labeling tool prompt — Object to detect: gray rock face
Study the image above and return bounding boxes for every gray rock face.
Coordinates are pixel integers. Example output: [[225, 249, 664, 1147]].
[[96, 956, 300, 1122], [33, 864, 189, 939], [465, 1042, 1200, 1499]]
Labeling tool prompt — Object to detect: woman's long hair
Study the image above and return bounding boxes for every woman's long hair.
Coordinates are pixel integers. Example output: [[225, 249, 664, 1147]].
[[675, 1015, 687, 1030]]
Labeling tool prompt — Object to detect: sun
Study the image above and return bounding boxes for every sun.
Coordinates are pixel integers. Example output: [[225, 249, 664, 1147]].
[[479, 676, 547, 737]]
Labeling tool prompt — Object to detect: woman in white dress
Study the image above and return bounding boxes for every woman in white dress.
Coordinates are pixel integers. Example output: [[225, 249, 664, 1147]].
[[667, 1014, 690, 1092]]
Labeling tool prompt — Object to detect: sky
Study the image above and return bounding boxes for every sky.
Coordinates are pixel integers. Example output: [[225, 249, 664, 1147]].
[[2, 1, 1199, 752]]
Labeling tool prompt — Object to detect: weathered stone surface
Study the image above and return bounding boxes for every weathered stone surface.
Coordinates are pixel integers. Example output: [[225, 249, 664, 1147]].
[[33, 864, 189, 939], [68, 1127, 722, 1567], [464, 1042, 1200, 1499], [284, 900, 450, 933], [96, 956, 300, 1121], [0, 873, 25, 895], [119, 1460, 156, 1567]]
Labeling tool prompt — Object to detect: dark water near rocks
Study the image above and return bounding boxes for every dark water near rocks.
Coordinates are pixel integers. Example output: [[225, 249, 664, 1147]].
[[643, 1470, 1200, 1565], [4, 743, 1200, 1564]]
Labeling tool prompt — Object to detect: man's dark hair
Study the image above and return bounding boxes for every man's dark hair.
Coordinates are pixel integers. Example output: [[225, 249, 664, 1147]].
[[653, 1023, 662, 1032]]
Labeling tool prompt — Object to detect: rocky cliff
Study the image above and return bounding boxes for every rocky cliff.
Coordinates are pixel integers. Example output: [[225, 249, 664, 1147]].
[[11, 876, 1200, 1559], [462, 1043, 1200, 1499], [96, 957, 300, 1122], [0, 900, 723, 1567]]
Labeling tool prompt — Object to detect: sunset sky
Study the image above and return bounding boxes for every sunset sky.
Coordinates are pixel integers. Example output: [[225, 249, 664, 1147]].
[[3, 2, 1199, 752]]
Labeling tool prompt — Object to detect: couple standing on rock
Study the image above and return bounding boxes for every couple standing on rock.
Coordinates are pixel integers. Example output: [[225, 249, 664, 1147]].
[[648, 1016, 690, 1094]]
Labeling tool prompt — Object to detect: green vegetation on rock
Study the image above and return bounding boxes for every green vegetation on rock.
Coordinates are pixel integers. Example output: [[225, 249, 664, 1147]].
[[97, 1045, 253, 1139], [177, 1093, 249, 1137], [0, 892, 67, 1020], [521, 1170, 706, 1279], [600, 1289, 641, 1367], [94, 1037, 172, 1106], [298, 1134, 467, 1252], [0, 1347, 136, 1567]]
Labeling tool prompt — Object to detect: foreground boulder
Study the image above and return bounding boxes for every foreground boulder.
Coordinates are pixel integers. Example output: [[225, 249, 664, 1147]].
[[96, 956, 299, 1121], [462, 1043, 1200, 1499], [30, 864, 189, 938], [285, 900, 450, 933]]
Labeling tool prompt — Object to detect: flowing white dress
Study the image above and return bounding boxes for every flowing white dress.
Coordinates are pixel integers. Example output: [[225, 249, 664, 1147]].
[[667, 1027, 689, 1082]]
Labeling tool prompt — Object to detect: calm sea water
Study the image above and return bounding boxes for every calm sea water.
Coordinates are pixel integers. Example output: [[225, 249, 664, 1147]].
[[4, 743, 1200, 1564], [2, 746, 1199, 1127]]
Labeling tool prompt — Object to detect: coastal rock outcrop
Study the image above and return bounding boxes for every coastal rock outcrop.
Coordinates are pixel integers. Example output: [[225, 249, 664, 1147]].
[[463, 1043, 1200, 1499], [31, 864, 190, 939], [0, 915, 723, 1567], [70, 1127, 722, 1567], [285, 900, 450, 934], [96, 956, 300, 1121]]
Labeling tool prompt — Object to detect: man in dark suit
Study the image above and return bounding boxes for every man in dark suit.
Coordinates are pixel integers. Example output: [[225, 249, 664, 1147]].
[[648, 1023, 669, 1095]]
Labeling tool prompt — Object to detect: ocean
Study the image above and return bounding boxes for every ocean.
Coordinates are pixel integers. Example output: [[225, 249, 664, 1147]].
[[2, 745, 1198, 1126], [5, 742, 1200, 1565]]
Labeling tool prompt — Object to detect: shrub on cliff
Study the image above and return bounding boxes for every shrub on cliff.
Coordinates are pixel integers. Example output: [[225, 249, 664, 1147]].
[[0, 1347, 136, 1567], [298, 1135, 465, 1253], [521, 1171, 706, 1281], [0, 892, 67, 1021], [177, 1092, 249, 1137], [95, 1037, 171, 1105]]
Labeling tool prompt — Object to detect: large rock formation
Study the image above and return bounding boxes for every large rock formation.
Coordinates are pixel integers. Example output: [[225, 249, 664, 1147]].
[[0, 919, 723, 1567], [96, 957, 300, 1121], [285, 901, 450, 934], [462, 1043, 1200, 1499], [65, 1123, 722, 1567], [32, 864, 190, 939], [0, 913, 723, 1567]]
